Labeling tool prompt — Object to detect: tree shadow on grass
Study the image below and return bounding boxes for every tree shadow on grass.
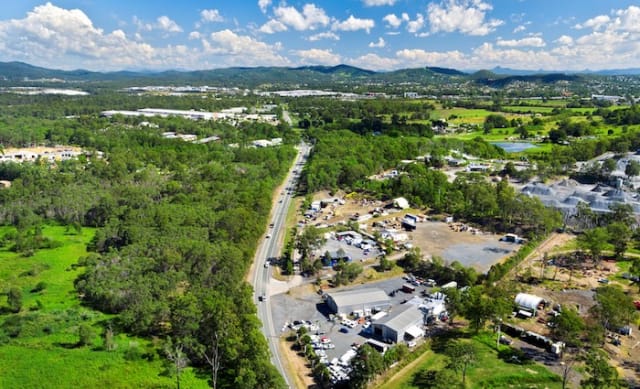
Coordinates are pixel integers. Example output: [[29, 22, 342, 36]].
[[54, 341, 81, 349], [429, 328, 469, 353]]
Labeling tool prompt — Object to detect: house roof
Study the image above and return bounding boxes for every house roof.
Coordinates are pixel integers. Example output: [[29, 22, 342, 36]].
[[375, 304, 424, 332], [328, 288, 390, 309]]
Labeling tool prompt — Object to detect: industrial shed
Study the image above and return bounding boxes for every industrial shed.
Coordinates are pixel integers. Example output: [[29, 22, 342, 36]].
[[371, 304, 425, 343], [515, 293, 545, 316], [325, 288, 391, 315]]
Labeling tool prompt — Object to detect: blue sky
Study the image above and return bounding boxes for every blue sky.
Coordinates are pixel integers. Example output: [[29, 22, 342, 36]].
[[1, 1, 639, 72]]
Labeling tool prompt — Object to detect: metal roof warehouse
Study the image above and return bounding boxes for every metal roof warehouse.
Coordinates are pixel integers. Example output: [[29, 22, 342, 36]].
[[325, 288, 391, 315], [371, 304, 425, 343]]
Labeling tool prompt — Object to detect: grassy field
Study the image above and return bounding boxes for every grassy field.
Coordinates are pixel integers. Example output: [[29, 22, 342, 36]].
[[431, 108, 524, 125], [0, 225, 209, 389], [379, 332, 562, 389]]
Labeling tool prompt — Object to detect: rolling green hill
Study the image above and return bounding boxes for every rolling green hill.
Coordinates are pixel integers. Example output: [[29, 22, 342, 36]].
[[0, 61, 591, 89]]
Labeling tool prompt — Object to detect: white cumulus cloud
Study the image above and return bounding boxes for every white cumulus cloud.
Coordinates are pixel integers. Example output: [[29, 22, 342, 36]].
[[200, 9, 223, 23], [383, 13, 409, 29], [347, 53, 399, 70], [368, 37, 386, 48], [0, 2, 192, 70], [308, 31, 340, 41], [258, 0, 272, 13], [496, 36, 545, 48], [427, 0, 503, 36], [575, 15, 610, 31], [513, 25, 526, 33], [555, 35, 573, 46], [259, 19, 288, 34], [407, 14, 425, 34], [396, 48, 466, 67], [295, 48, 341, 65], [362, 0, 397, 6], [271, 4, 330, 31], [203, 29, 290, 66], [332, 15, 375, 33], [156, 16, 183, 33]]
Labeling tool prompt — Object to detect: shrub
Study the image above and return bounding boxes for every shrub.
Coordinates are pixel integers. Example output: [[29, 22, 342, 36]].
[[31, 281, 47, 293]]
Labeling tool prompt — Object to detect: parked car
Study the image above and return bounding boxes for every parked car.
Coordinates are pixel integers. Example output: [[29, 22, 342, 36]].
[[339, 327, 349, 333]]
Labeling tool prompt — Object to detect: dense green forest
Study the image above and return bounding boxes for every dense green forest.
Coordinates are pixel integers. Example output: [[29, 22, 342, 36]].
[[0, 92, 296, 388]]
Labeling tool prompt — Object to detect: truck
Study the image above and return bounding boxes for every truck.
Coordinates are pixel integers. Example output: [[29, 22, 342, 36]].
[[402, 283, 416, 293]]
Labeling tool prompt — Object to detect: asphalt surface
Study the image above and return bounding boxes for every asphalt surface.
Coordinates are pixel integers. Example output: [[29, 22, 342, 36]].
[[271, 276, 434, 366], [320, 237, 383, 262], [252, 142, 310, 388]]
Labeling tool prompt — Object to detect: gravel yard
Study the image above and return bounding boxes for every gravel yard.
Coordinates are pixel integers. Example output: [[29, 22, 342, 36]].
[[412, 220, 518, 272]]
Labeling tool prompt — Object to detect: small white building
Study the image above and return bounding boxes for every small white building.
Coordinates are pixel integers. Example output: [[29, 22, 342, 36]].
[[393, 197, 410, 209], [515, 293, 545, 316]]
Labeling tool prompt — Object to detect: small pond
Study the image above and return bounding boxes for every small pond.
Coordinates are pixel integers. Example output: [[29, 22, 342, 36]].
[[492, 142, 538, 153]]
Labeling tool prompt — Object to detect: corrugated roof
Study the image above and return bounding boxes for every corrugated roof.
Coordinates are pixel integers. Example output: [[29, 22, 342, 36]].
[[328, 288, 390, 308], [375, 304, 424, 332], [515, 293, 544, 310]]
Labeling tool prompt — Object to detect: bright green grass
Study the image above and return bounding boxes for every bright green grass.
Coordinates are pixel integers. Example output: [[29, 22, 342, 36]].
[[0, 225, 92, 311], [0, 343, 206, 389], [431, 108, 504, 125], [380, 332, 562, 389], [0, 225, 210, 389]]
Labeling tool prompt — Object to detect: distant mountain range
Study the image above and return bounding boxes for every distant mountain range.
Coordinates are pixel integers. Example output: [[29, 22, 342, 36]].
[[1, 61, 638, 88], [488, 66, 640, 76]]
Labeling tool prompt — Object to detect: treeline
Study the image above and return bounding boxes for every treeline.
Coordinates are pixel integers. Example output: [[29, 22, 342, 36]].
[[302, 129, 505, 193], [0, 123, 294, 387], [378, 165, 561, 237], [598, 105, 640, 125], [289, 97, 435, 122], [302, 129, 432, 192]]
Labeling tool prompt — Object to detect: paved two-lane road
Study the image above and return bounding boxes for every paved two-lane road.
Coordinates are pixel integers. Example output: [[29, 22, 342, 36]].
[[251, 142, 310, 388]]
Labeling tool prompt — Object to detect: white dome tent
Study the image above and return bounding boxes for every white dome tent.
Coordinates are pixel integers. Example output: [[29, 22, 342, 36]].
[[514, 293, 545, 316]]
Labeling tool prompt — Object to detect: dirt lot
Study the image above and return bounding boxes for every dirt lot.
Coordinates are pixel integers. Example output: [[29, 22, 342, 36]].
[[305, 191, 516, 272], [411, 221, 517, 272]]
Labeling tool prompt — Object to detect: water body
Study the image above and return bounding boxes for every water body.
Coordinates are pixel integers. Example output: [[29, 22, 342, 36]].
[[492, 142, 538, 153]]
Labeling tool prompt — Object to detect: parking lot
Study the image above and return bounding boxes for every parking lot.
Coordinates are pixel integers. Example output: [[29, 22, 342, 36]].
[[271, 276, 434, 368], [319, 235, 383, 262]]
